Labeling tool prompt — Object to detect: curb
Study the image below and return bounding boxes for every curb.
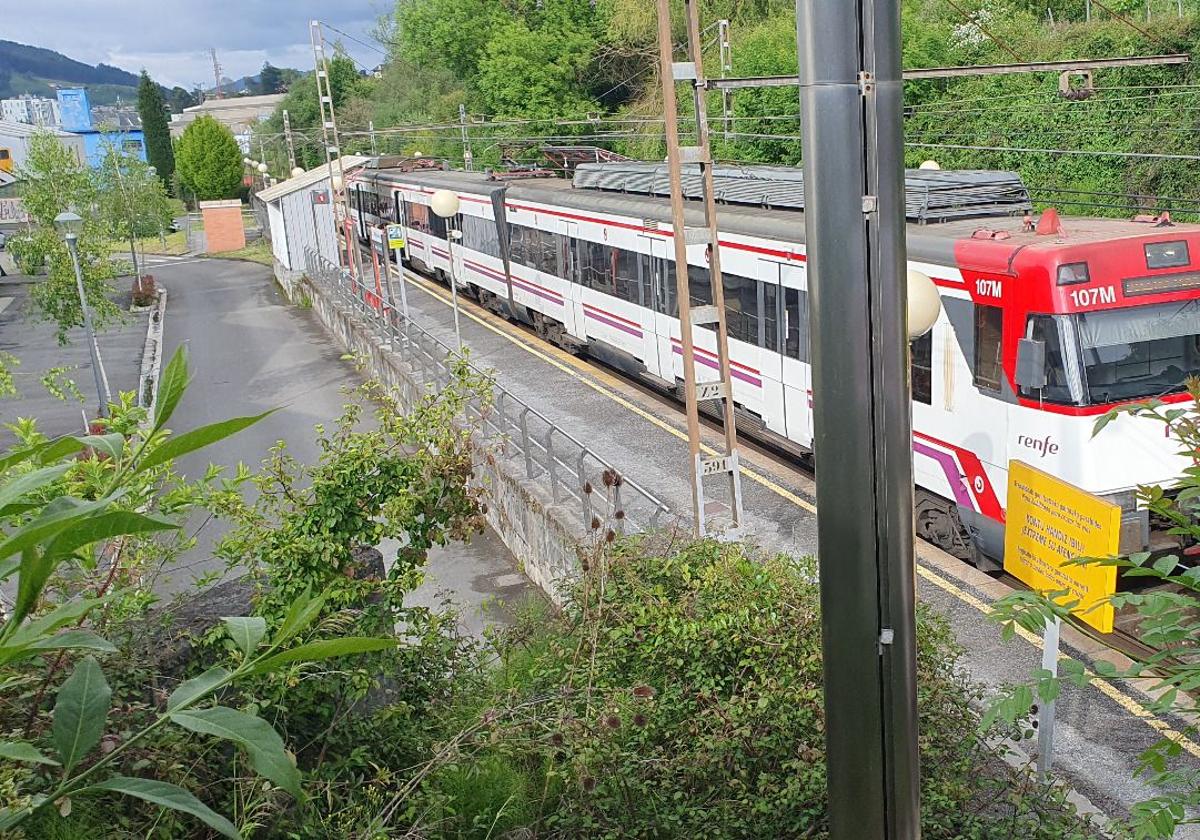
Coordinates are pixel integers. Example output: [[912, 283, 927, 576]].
[[137, 289, 167, 417]]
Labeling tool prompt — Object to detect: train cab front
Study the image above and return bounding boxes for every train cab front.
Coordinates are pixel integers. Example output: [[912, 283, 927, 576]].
[[962, 213, 1200, 561]]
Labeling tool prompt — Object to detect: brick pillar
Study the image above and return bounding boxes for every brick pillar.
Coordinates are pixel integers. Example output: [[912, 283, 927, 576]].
[[199, 200, 246, 253]]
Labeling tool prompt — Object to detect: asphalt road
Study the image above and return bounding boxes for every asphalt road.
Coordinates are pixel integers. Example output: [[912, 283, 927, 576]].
[[0, 274, 148, 446], [148, 255, 534, 634]]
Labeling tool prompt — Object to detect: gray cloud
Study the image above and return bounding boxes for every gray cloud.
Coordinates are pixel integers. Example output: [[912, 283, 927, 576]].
[[5, 0, 388, 88]]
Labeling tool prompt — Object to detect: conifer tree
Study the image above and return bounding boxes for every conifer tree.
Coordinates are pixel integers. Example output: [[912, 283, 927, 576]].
[[136, 70, 175, 189]]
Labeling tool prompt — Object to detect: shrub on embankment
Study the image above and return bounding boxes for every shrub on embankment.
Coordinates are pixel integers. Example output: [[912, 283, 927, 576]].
[[405, 537, 1100, 839]]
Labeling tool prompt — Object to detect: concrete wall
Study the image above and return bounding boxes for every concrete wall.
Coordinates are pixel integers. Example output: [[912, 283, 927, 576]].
[[292, 273, 583, 605]]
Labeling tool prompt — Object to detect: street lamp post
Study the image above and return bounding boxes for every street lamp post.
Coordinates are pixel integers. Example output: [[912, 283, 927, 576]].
[[54, 211, 111, 419], [430, 189, 462, 351]]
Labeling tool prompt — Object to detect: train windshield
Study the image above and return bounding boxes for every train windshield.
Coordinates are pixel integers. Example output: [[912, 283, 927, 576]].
[[1029, 300, 1200, 405]]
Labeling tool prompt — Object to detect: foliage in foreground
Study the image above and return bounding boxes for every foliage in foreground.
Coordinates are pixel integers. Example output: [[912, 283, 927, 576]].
[[404, 538, 1099, 839], [991, 378, 1200, 839], [0, 348, 400, 836]]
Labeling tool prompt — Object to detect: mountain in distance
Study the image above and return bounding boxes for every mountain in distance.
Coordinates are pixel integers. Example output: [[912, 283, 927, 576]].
[[0, 39, 146, 106]]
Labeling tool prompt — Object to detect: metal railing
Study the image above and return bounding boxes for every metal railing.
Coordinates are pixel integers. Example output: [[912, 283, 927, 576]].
[[303, 249, 675, 535]]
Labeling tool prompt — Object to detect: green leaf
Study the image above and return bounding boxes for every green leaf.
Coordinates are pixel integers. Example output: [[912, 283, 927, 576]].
[[168, 706, 302, 798], [153, 346, 190, 433], [85, 776, 238, 839], [5, 597, 107, 648], [0, 493, 123, 563], [0, 436, 81, 475], [222, 616, 267, 658], [167, 666, 231, 712], [1153, 555, 1180, 577], [41, 510, 179, 564], [273, 589, 325, 644], [52, 656, 111, 773], [0, 463, 73, 511], [0, 630, 116, 667], [137, 411, 274, 473], [75, 433, 125, 460], [0, 740, 59, 765], [249, 637, 398, 676]]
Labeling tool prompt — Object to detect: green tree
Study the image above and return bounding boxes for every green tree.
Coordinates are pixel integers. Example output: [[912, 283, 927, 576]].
[[95, 138, 174, 277], [174, 115, 243, 201], [8, 132, 120, 343], [258, 62, 283, 95], [136, 70, 175, 189]]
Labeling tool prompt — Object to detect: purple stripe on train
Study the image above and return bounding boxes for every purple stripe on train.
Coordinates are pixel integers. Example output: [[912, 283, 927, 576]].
[[671, 346, 762, 388], [911, 441, 974, 510], [585, 308, 643, 338]]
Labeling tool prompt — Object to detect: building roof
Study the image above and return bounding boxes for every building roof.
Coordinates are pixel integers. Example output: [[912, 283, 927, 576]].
[[183, 93, 286, 114], [0, 119, 77, 139], [258, 156, 369, 203]]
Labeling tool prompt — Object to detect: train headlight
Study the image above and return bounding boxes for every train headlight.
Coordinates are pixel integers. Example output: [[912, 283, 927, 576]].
[[907, 269, 941, 339]]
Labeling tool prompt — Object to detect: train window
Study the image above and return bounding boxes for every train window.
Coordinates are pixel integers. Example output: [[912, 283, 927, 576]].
[[1020, 315, 1076, 403], [723, 273, 760, 345], [429, 211, 449, 240], [577, 239, 615, 294], [688, 264, 713, 309], [614, 248, 639, 303], [461, 215, 501, 259], [762, 283, 778, 351], [973, 305, 1004, 391], [510, 225, 559, 275], [911, 331, 932, 404], [405, 200, 430, 233], [784, 288, 809, 362]]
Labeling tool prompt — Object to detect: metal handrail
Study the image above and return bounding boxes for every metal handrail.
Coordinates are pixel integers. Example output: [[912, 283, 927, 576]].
[[302, 249, 675, 534]]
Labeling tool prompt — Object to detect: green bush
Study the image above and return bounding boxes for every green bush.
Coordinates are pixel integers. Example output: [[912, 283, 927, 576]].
[[410, 538, 1101, 839]]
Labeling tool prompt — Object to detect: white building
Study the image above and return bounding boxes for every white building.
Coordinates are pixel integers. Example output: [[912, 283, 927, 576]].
[[258, 156, 367, 290], [0, 120, 86, 171], [1, 96, 61, 128]]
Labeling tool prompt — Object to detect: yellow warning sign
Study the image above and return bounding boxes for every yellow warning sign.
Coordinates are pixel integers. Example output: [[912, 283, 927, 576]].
[[387, 224, 406, 250], [1003, 460, 1121, 633]]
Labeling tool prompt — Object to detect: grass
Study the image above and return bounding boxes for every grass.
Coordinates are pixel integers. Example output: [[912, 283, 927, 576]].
[[107, 229, 190, 261], [208, 238, 273, 267]]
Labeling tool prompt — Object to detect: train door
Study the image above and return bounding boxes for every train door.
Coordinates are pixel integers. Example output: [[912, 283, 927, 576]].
[[649, 237, 676, 383], [772, 261, 812, 448], [636, 235, 663, 373], [398, 190, 412, 264], [562, 220, 584, 339]]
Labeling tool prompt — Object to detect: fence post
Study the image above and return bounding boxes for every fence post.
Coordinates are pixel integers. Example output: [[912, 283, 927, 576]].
[[546, 429, 559, 503], [580, 450, 592, 528], [519, 408, 534, 478]]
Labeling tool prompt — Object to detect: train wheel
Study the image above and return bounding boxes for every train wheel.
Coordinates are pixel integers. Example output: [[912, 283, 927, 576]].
[[915, 490, 978, 565]]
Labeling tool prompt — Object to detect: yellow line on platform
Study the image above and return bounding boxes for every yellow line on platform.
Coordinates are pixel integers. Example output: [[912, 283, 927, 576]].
[[403, 269, 1199, 757]]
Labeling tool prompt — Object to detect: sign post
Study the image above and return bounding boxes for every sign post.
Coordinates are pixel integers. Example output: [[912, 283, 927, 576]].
[[1003, 459, 1121, 776]]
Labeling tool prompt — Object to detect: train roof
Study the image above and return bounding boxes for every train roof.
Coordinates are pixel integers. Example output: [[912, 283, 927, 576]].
[[356, 164, 1200, 265]]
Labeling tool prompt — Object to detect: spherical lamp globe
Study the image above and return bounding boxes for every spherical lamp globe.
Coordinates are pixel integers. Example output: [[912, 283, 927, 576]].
[[430, 189, 460, 219], [291, 166, 305, 178], [918, 160, 941, 170], [907, 269, 941, 339], [257, 162, 269, 174]]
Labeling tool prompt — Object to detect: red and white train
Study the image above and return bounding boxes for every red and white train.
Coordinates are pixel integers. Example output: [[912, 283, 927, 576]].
[[346, 160, 1200, 569]]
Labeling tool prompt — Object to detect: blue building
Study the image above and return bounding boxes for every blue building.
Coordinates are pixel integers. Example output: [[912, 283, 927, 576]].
[[57, 88, 146, 168]]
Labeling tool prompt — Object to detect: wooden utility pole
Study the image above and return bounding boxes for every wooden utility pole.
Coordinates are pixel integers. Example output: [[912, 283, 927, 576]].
[[655, 0, 744, 537]]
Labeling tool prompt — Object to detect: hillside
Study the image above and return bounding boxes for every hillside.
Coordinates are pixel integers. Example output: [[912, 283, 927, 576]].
[[258, 0, 1200, 218], [0, 39, 141, 105]]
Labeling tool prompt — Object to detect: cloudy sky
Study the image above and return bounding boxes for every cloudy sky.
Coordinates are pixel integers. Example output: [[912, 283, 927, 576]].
[[6, 0, 389, 89]]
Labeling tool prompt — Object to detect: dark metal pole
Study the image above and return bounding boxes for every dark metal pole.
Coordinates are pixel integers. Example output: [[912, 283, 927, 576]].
[[795, 0, 920, 837]]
